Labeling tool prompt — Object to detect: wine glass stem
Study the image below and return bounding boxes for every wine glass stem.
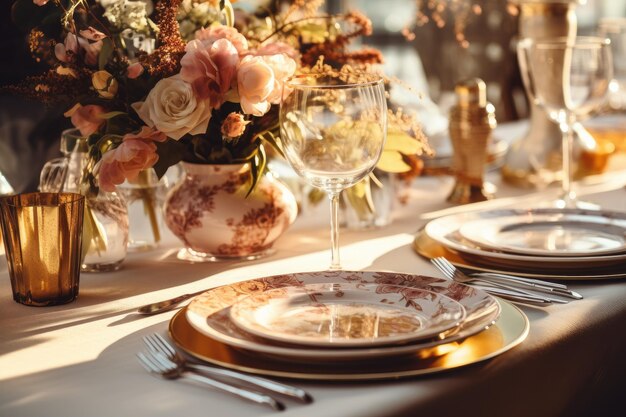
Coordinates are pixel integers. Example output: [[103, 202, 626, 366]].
[[328, 191, 341, 270], [559, 116, 577, 206]]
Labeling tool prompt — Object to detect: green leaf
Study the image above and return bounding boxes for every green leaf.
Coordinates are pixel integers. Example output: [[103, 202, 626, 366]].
[[222, 0, 235, 27], [246, 145, 267, 198], [260, 131, 285, 159], [377, 150, 412, 173], [99, 38, 114, 71], [385, 130, 422, 155]]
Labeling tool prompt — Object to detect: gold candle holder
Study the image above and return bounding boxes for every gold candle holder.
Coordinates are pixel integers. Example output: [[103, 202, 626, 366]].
[[0, 192, 85, 306], [447, 78, 497, 204]]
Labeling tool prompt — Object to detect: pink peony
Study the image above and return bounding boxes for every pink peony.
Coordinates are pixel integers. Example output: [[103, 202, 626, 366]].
[[180, 39, 239, 108], [221, 112, 250, 139], [236, 54, 296, 116], [127, 62, 144, 79], [66, 104, 105, 136], [96, 127, 164, 192], [195, 25, 248, 55]]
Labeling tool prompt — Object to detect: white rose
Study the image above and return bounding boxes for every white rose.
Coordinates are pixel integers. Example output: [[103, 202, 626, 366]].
[[132, 76, 211, 140]]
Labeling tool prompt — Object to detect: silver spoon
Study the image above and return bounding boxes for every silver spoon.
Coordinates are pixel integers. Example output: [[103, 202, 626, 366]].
[[137, 289, 208, 315]]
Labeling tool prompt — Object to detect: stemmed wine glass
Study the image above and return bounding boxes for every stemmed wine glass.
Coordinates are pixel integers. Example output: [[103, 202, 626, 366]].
[[280, 72, 387, 270], [517, 37, 613, 208]]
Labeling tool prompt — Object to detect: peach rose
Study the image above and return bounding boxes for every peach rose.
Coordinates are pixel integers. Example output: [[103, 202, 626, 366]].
[[132, 76, 212, 140], [236, 54, 296, 116], [97, 140, 158, 192], [96, 127, 165, 192], [65, 104, 105, 136], [180, 38, 239, 107], [195, 25, 248, 55], [221, 112, 250, 139]]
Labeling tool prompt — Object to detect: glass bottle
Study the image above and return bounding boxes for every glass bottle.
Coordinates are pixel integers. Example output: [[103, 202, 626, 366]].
[[40, 128, 129, 272]]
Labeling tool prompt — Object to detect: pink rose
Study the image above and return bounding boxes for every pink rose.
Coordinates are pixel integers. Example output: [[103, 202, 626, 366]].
[[96, 127, 164, 192], [221, 112, 250, 139], [195, 25, 248, 55], [127, 62, 144, 79], [66, 104, 105, 136], [180, 39, 239, 107], [254, 42, 300, 61], [236, 54, 296, 116]]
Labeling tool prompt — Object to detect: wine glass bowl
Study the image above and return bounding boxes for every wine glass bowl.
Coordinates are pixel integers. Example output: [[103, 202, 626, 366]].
[[517, 37, 613, 207], [280, 72, 387, 269]]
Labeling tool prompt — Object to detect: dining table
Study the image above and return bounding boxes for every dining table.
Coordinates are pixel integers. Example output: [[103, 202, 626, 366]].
[[1, 121, 625, 417]]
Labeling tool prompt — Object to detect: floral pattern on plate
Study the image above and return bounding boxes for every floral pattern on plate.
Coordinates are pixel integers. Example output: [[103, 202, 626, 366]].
[[229, 283, 466, 347], [186, 271, 500, 361]]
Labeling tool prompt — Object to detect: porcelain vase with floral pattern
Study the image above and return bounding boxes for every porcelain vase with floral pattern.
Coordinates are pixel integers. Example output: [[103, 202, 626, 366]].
[[164, 162, 298, 261]]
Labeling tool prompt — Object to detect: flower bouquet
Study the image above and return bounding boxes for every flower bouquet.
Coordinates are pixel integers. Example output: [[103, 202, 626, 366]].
[[8, 0, 430, 257]]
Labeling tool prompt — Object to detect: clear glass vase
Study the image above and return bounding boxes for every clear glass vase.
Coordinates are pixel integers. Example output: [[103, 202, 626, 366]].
[[40, 128, 129, 272], [117, 169, 168, 251]]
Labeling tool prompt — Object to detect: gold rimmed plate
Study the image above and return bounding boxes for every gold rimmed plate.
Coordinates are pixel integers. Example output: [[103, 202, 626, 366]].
[[170, 300, 528, 381], [413, 230, 626, 280], [185, 271, 500, 361], [228, 283, 467, 348], [424, 208, 626, 272]]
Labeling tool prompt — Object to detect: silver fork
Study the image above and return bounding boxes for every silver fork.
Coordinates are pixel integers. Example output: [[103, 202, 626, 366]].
[[137, 349, 285, 411], [432, 257, 581, 300], [143, 333, 312, 404], [430, 257, 560, 306]]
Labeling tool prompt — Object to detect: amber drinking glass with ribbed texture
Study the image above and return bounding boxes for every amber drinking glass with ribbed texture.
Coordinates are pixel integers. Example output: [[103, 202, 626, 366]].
[[0, 192, 84, 306]]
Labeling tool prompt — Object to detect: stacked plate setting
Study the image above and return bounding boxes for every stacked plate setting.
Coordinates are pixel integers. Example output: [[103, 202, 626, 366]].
[[419, 208, 626, 279], [183, 271, 502, 363]]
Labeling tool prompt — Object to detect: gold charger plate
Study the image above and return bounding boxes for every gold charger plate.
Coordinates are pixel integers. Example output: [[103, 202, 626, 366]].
[[169, 300, 528, 381], [413, 230, 626, 280]]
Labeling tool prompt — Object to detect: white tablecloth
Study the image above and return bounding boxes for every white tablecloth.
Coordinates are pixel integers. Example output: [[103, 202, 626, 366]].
[[1, 123, 625, 417]]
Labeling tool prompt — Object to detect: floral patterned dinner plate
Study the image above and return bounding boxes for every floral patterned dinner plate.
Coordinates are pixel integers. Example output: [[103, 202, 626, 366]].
[[186, 271, 500, 361], [228, 283, 466, 347], [170, 300, 528, 380]]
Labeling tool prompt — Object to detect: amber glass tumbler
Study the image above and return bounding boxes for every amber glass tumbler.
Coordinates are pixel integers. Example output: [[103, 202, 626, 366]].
[[0, 193, 84, 306]]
